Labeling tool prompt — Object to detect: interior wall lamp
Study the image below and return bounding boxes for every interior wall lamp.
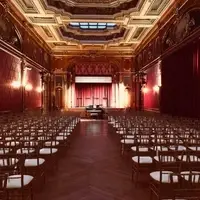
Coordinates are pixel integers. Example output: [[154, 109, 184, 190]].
[[25, 66, 32, 71], [153, 85, 160, 93], [11, 81, 21, 88], [25, 83, 33, 91], [142, 86, 149, 94], [36, 86, 43, 93]]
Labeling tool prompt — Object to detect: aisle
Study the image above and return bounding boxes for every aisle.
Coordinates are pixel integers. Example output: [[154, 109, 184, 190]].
[[36, 121, 149, 200]]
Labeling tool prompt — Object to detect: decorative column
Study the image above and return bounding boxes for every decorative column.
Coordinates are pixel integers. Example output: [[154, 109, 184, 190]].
[[20, 58, 26, 112], [52, 69, 68, 110], [39, 72, 44, 113], [45, 73, 51, 112], [70, 73, 73, 108], [63, 74, 67, 109], [138, 81, 143, 111], [134, 74, 139, 110], [39, 71, 51, 113], [112, 74, 117, 108], [50, 73, 54, 111], [135, 72, 147, 111]]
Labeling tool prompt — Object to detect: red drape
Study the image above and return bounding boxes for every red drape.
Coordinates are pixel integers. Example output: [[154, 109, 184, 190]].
[[75, 83, 112, 107], [161, 40, 200, 117], [144, 63, 160, 111]]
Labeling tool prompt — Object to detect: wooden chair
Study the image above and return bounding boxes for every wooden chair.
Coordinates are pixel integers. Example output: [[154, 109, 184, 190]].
[[131, 135, 153, 187]]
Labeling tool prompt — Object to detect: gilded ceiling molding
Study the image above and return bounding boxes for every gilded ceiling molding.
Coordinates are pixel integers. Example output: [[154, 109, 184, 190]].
[[59, 27, 126, 42], [64, 25, 121, 36], [45, 0, 139, 15], [9, 0, 174, 53]]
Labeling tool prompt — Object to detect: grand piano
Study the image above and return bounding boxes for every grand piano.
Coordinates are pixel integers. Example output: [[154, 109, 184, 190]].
[[81, 105, 107, 119]]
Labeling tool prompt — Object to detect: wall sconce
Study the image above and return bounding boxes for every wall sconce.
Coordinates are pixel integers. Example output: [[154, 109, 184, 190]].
[[25, 83, 33, 91], [11, 81, 21, 88], [25, 66, 32, 71], [142, 87, 149, 94], [153, 85, 160, 93], [36, 86, 43, 93]]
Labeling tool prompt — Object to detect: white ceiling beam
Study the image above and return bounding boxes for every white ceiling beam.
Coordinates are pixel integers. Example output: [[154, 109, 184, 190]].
[[56, 16, 63, 25], [48, 26, 61, 41], [125, 41, 140, 44], [125, 27, 136, 42], [46, 40, 64, 43], [139, 0, 153, 16], [130, 15, 159, 19], [31, 22, 59, 26], [33, 0, 46, 14], [62, 19, 123, 23], [123, 17, 129, 25], [127, 24, 153, 28], [24, 13, 55, 17], [10, 0, 28, 14], [31, 22, 57, 26]]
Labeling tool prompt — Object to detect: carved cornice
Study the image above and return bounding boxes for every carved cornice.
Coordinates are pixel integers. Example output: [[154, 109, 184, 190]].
[[0, 38, 48, 73], [0, 2, 22, 50], [134, 0, 180, 53], [161, 27, 200, 60], [135, 0, 200, 70], [53, 50, 134, 58], [60, 27, 126, 42], [7, 1, 52, 54], [46, 0, 139, 15], [0, 38, 22, 59]]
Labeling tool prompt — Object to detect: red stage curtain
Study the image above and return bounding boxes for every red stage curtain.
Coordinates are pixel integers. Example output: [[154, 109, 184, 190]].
[[161, 40, 200, 117], [75, 83, 112, 107]]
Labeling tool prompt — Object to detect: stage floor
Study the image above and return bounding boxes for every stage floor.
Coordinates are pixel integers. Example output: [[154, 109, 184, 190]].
[[80, 119, 108, 122]]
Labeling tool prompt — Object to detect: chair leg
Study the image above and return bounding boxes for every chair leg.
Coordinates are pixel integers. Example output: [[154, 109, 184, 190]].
[[135, 169, 139, 188], [21, 189, 24, 200], [121, 144, 124, 156], [150, 188, 153, 200], [131, 165, 134, 182]]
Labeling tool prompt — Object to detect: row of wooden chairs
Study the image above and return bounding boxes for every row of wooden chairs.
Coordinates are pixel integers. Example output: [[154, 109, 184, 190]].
[[0, 113, 80, 200], [108, 114, 200, 200]]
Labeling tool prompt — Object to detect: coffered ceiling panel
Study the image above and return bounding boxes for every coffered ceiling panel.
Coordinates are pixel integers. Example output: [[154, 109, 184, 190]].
[[9, 0, 175, 55]]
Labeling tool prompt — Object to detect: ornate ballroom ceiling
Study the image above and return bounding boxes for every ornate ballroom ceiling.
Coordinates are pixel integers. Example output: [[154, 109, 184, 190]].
[[9, 0, 176, 56]]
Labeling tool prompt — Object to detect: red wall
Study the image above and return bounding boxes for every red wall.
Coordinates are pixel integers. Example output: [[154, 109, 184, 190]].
[[0, 50, 22, 112], [24, 68, 41, 109], [0, 49, 41, 112], [144, 62, 161, 112]]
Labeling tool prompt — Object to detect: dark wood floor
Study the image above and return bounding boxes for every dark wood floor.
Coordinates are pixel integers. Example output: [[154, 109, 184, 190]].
[[36, 120, 149, 200]]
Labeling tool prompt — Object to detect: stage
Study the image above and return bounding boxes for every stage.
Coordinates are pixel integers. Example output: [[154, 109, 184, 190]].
[[67, 107, 121, 112], [80, 119, 108, 121]]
